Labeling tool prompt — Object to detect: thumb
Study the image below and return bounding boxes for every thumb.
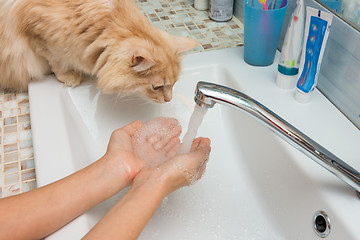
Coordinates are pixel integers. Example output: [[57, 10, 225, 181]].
[[190, 137, 211, 159], [186, 137, 211, 183]]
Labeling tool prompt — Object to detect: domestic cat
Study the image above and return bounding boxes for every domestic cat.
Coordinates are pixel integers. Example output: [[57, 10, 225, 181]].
[[0, 0, 198, 103]]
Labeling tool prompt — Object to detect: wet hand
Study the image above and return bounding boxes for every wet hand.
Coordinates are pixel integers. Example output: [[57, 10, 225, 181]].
[[133, 137, 211, 195], [104, 118, 182, 185], [133, 117, 182, 167]]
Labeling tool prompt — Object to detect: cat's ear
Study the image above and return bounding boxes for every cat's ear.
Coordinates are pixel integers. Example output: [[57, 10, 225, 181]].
[[131, 47, 155, 73], [172, 36, 198, 54]]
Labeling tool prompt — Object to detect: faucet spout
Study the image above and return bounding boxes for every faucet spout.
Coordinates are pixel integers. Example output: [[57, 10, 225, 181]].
[[195, 81, 360, 195]]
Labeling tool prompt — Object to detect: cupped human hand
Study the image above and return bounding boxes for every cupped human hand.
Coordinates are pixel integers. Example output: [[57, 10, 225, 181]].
[[103, 118, 182, 185], [133, 117, 182, 167], [132, 137, 211, 196]]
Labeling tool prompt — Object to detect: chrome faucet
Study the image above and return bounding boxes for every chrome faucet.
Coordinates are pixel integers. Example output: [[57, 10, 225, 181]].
[[194, 81, 360, 195]]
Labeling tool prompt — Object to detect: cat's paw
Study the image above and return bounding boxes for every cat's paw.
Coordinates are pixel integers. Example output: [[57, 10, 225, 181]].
[[55, 70, 83, 87]]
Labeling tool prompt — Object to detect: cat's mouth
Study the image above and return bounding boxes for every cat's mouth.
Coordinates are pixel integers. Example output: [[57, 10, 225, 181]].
[[151, 95, 173, 103], [152, 99, 167, 104]]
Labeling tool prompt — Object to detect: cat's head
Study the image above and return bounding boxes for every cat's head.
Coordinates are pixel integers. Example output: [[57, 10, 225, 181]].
[[92, 31, 197, 103]]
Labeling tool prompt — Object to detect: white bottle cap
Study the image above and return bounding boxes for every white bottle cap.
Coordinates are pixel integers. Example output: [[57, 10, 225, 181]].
[[295, 88, 311, 103], [276, 72, 297, 90]]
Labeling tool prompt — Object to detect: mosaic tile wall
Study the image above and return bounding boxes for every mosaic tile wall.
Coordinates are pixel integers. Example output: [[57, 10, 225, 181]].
[[0, 0, 244, 199], [137, 0, 244, 51], [0, 92, 36, 198]]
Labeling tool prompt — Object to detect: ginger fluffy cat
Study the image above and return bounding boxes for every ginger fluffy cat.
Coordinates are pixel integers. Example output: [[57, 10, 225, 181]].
[[0, 0, 197, 103]]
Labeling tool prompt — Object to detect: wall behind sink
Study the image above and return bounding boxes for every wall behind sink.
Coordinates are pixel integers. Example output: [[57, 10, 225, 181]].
[[234, 0, 360, 130]]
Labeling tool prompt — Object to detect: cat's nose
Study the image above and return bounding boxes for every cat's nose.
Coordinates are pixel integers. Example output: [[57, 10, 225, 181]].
[[164, 96, 172, 102], [163, 88, 172, 102]]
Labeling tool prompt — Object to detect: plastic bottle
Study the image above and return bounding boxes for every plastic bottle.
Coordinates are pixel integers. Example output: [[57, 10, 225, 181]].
[[276, 0, 305, 89]]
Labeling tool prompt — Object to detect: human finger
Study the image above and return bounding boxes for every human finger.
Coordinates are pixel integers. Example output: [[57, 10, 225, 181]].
[[196, 157, 208, 180], [158, 118, 182, 138], [122, 120, 142, 137], [163, 137, 182, 158], [152, 127, 181, 151], [157, 117, 181, 130], [190, 137, 211, 154], [187, 137, 211, 172], [145, 118, 181, 148]]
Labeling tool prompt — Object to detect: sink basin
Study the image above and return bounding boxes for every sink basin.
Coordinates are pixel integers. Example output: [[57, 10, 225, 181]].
[[29, 47, 360, 239]]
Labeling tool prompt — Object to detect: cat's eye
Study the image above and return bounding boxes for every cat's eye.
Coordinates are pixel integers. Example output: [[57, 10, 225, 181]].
[[151, 85, 163, 91]]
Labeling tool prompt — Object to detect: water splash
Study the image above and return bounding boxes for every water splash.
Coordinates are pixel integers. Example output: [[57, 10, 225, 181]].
[[178, 104, 208, 154]]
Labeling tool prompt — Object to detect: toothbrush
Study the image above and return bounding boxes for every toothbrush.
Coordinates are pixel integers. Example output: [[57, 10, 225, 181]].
[[280, 0, 286, 8], [268, 0, 273, 9], [268, 0, 276, 9], [258, 0, 268, 9]]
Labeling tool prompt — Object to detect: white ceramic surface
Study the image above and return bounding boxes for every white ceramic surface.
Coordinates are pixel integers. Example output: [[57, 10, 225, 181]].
[[29, 47, 360, 239]]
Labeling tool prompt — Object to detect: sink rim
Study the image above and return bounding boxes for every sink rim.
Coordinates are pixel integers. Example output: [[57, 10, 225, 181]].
[[28, 47, 360, 239]]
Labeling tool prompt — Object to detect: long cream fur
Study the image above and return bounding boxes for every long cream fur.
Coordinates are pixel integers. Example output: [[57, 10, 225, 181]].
[[0, 0, 197, 102]]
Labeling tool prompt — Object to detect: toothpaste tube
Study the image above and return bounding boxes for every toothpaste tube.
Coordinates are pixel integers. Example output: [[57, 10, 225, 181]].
[[276, 0, 305, 89], [295, 7, 333, 103]]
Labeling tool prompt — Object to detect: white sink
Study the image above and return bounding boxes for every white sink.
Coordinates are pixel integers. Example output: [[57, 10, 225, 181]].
[[29, 47, 360, 239]]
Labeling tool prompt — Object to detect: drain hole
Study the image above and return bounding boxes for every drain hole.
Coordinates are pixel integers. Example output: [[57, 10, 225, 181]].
[[315, 215, 327, 232], [313, 211, 331, 238]]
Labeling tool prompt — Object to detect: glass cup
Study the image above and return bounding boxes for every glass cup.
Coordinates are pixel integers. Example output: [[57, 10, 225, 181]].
[[243, 0, 288, 66]]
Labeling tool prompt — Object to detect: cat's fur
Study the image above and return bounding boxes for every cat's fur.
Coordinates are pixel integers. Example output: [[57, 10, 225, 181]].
[[0, 0, 197, 102]]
